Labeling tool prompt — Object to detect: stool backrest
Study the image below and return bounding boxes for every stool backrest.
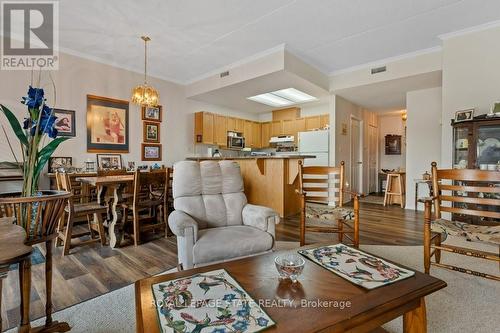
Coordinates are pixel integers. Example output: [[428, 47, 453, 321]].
[[132, 169, 167, 207]]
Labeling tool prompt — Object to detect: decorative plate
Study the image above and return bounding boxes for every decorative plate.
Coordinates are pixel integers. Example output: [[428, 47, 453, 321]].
[[298, 244, 415, 289], [151, 269, 275, 333]]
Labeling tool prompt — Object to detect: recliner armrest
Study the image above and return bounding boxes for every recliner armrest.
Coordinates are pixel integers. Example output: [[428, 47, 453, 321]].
[[242, 204, 280, 235], [168, 210, 199, 239]]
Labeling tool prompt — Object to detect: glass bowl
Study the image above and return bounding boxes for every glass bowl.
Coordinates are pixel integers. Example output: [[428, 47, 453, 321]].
[[274, 253, 305, 283]]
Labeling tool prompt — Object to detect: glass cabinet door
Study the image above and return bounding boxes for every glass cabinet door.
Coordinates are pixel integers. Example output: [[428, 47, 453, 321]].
[[453, 125, 470, 169], [476, 124, 500, 169]]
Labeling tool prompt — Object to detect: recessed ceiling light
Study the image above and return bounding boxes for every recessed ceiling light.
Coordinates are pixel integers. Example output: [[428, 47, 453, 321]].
[[247, 88, 317, 107], [272, 88, 317, 103], [247, 93, 294, 107]]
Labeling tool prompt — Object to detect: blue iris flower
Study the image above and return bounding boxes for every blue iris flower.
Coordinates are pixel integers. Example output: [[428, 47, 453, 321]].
[[23, 104, 58, 138], [256, 317, 269, 327], [222, 294, 236, 302], [232, 320, 249, 331], [236, 307, 249, 317], [21, 86, 45, 109]]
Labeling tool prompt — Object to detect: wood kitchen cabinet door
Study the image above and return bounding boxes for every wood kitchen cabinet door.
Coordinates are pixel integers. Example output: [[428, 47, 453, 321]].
[[294, 118, 306, 143], [194, 112, 214, 144], [305, 116, 321, 131], [282, 119, 294, 135], [235, 118, 245, 133], [227, 117, 236, 132], [320, 114, 330, 128], [271, 120, 283, 136], [214, 114, 227, 146], [244, 120, 253, 147], [252, 122, 262, 148], [261, 122, 271, 148]]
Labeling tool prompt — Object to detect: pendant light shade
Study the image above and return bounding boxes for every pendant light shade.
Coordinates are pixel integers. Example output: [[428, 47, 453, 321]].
[[131, 36, 159, 107]]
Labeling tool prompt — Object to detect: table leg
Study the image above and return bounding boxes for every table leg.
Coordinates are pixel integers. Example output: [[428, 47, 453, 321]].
[[403, 298, 427, 333], [18, 258, 31, 333], [108, 184, 125, 248]]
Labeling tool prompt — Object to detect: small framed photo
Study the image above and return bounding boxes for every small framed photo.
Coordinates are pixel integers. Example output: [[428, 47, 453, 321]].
[[97, 154, 123, 170], [385, 135, 402, 155], [143, 121, 160, 143], [454, 109, 474, 122], [142, 144, 162, 161], [49, 157, 72, 173], [53, 109, 76, 137], [142, 105, 162, 122]]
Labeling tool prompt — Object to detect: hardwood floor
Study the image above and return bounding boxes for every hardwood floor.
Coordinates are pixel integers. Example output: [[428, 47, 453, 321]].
[[1, 202, 423, 331]]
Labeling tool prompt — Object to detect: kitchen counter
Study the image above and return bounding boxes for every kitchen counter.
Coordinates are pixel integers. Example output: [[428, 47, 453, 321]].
[[186, 155, 315, 160], [185, 155, 313, 217]]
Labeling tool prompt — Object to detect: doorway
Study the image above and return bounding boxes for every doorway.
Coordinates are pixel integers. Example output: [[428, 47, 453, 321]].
[[368, 124, 378, 193], [350, 116, 363, 194]]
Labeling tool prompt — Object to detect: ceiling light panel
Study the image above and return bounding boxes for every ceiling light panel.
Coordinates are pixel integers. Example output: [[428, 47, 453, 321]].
[[272, 88, 317, 103], [247, 93, 294, 107]]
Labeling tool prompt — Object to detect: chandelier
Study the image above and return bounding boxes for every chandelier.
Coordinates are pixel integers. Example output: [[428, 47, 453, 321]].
[[131, 36, 159, 107]]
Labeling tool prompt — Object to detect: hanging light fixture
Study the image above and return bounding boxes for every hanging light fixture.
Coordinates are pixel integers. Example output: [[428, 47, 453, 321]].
[[131, 36, 159, 107]]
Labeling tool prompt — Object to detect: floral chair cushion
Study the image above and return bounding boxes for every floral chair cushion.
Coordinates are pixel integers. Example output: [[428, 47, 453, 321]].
[[431, 219, 500, 245], [306, 203, 354, 221]]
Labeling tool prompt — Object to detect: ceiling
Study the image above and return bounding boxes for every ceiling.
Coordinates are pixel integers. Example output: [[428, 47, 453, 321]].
[[334, 70, 442, 112], [190, 70, 331, 113], [58, 0, 500, 83]]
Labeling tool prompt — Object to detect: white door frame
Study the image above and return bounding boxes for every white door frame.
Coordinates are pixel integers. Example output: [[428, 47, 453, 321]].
[[350, 115, 363, 195]]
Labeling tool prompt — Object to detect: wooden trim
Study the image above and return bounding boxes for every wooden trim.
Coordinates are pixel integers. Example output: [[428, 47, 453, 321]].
[[440, 195, 500, 206], [440, 184, 499, 193], [439, 206, 500, 219], [432, 262, 500, 281], [436, 169, 500, 181]]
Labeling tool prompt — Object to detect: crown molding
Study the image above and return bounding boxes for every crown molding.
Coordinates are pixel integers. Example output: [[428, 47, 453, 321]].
[[438, 19, 500, 40], [329, 46, 442, 77]]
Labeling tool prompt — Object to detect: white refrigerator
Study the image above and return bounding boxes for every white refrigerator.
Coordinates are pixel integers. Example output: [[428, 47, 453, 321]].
[[298, 130, 329, 166]]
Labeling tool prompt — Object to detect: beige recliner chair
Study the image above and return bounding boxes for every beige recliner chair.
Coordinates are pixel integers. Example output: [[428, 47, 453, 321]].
[[168, 160, 280, 269]]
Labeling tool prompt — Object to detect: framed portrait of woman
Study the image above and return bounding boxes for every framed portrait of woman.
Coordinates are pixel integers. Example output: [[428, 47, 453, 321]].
[[87, 95, 129, 152]]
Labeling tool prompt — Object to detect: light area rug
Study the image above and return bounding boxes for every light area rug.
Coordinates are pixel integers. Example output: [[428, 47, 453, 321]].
[[6, 240, 499, 333]]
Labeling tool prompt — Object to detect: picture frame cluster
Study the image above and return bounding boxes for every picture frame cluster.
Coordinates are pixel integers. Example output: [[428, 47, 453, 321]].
[[141, 105, 162, 161]]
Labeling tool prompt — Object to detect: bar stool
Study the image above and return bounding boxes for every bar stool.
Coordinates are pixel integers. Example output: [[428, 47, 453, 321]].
[[0, 220, 33, 332], [384, 172, 406, 208]]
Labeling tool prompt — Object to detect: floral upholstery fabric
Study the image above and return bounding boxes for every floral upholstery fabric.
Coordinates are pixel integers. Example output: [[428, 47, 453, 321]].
[[431, 219, 500, 245], [306, 203, 354, 221]]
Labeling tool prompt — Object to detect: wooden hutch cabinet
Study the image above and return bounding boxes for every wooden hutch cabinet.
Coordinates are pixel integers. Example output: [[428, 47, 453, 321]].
[[451, 117, 500, 224]]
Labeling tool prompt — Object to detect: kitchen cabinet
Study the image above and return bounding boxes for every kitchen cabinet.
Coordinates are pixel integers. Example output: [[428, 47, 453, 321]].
[[252, 122, 262, 148], [271, 120, 283, 137], [305, 116, 321, 131], [235, 118, 244, 133], [227, 117, 236, 132], [282, 119, 294, 135], [194, 112, 214, 144], [244, 120, 253, 147], [261, 122, 271, 148], [320, 114, 330, 128], [214, 114, 227, 146]]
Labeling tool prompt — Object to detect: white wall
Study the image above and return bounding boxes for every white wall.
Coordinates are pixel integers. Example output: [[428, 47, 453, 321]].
[[441, 26, 500, 167], [378, 114, 406, 171], [406, 87, 442, 210]]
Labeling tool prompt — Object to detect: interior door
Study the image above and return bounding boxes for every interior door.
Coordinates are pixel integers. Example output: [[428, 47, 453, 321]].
[[368, 125, 378, 193], [350, 118, 363, 194]]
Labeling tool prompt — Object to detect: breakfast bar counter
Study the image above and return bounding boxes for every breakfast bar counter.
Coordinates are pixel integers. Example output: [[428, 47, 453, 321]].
[[186, 155, 315, 217]]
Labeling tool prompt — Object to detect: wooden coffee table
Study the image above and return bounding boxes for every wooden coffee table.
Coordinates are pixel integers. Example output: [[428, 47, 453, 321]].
[[135, 246, 446, 333]]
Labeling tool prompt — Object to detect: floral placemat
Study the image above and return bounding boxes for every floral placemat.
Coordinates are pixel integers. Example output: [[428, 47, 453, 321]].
[[151, 269, 275, 333], [298, 244, 415, 289]]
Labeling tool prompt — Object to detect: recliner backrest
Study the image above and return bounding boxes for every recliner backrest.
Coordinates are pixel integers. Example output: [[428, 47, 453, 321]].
[[172, 160, 247, 229]]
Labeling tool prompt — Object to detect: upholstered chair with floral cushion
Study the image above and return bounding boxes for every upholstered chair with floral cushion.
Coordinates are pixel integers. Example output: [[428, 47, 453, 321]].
[[168, 160, 280, 269]]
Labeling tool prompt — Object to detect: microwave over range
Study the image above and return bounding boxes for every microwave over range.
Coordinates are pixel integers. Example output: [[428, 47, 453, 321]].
[[227, 131, 245, 149]]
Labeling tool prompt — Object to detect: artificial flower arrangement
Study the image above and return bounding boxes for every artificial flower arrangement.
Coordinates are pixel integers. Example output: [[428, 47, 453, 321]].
[[0, 85, 68, 197]]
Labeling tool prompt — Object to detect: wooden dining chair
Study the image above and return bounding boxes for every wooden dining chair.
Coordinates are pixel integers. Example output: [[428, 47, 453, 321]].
[[55, 172, 107, 255], [422, 162, 500, 281], [296, 161, 360, 247], [122, 169, 168, 245]]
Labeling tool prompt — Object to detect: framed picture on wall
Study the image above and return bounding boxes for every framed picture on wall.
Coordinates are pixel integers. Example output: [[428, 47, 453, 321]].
[[53, 109, 76, 137], [97, 154, 123, 170], [141, 105, 162, 122], [143, 121, 160, 143], [385, 135, 402, 155], [141, 143, 162, 161], [48, 157, 72, 173], [87, 95, 129, 152]]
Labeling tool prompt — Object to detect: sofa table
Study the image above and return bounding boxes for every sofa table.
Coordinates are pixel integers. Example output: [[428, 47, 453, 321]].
[[135, 245, 446, 333]]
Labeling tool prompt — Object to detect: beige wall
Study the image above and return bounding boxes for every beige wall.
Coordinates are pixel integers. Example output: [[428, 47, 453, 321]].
[[0, 50, 189, 177], [441, 26, 500, 167], [406, 87, 442, 210]]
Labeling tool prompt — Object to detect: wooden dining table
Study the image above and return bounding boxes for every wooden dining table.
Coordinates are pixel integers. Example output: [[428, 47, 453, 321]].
[[76, 175, 134, 248]]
